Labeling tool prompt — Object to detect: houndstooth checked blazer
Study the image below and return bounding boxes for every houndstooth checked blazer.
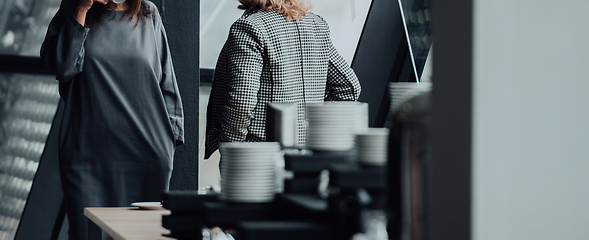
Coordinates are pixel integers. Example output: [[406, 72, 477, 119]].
[[204, 8, 361, 159]]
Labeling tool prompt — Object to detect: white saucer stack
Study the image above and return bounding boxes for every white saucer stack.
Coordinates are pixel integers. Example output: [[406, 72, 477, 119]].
[[219, 142, 281, 203], [355, 128, 390, 166], [305, 102, 361, 151]]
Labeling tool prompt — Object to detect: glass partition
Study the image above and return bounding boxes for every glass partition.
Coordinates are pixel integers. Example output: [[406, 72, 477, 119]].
[[399, 0, 432, 81], [0, 73, 59, 240], [0, 0, 61, 56], [0, 0, 61, 239]]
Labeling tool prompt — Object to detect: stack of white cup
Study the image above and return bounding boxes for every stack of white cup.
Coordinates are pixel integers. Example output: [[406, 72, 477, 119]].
[[355, 128, 390, 166], [219, 142, 281, 203], [306, 102, 361, 151]]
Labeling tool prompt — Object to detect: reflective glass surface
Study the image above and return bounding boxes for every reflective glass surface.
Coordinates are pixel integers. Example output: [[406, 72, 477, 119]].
[[0, 0, 61, 56], [1, 1, 61, 238], [399, 0, 432, 81], [0, 73, 59, 239]]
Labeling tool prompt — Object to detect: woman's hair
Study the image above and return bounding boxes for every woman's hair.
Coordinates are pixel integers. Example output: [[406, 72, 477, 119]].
[[86, 0, 154, 27], [238, 0, 311, 22]]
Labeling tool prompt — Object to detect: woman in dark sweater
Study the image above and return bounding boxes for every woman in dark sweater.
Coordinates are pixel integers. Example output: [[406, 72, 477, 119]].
[[41, 0, 183, 238]]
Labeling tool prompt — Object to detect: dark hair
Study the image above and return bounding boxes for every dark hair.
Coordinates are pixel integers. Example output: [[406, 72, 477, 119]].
[[86, 0, 154, 27]]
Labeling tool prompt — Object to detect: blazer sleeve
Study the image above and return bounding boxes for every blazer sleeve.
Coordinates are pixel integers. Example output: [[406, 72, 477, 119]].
[[40, 0, 89, 82], [323, 23, 361, 101], [219, 19, 265, 143], [154, 10, 185, 146]]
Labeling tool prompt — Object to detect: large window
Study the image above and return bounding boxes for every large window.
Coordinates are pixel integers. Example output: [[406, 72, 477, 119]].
[[0, 73, 59, 240], [0, 0, 61, 56], [0, 0, 61, 238]]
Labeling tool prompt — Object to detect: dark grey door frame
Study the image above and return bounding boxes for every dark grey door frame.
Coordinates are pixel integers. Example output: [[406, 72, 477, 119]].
[[430, 0, 473, 239]]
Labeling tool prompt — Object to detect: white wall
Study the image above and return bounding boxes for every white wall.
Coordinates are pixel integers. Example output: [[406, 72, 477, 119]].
[[199, 0, 371, 69], [472, 1, 589, 239], [311, 0, 371, 64]]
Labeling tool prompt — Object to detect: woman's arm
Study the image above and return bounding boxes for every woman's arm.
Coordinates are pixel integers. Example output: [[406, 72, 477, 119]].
[[219, 19, 265, 143], [320, 18, 361, 101], [155, 10, 185, 146], [40, 0, 95, 81], [324, 42, 361, 101]]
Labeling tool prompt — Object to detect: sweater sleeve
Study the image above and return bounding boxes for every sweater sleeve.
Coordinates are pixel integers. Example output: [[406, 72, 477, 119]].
[[152, 5, 185, 146], [320, 18, 361, 101], [40, 0, 89, 82], [219, 19, 265, 143]]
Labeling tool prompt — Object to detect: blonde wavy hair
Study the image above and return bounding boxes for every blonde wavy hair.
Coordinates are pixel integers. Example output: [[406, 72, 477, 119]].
[[238, 0, 311, 22]]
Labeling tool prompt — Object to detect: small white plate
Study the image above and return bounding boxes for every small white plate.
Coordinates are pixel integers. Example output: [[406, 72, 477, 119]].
[[131, 202, 163, 210]]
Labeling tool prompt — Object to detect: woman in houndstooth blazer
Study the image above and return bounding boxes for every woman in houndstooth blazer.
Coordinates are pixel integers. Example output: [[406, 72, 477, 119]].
[[205, 0, 361, 159]]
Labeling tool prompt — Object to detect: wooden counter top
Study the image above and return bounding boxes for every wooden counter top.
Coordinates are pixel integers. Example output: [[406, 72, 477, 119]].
[[84, 207, 173, 240]]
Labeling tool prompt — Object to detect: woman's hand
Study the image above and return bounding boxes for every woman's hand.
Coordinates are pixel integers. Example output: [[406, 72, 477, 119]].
[[75, 0, 109, 26], [78, 0, 109, 11]]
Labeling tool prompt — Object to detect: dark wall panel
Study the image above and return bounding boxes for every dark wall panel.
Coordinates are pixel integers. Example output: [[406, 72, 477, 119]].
[[154, 0, 200, 190], [430, 0, 473, 239]]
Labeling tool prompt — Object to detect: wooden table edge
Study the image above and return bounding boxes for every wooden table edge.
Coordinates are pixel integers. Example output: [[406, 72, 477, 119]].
[[84, 207, 171, 240], [84, 207, 128, 240]]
